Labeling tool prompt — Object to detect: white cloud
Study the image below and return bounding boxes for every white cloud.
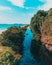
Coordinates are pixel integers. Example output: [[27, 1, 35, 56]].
[[39, 0, 52, 11], [24, 7, 36, 10], [0, 6, 12, 11], [8, 0, 25, 8], [39, 0, 46, 2]]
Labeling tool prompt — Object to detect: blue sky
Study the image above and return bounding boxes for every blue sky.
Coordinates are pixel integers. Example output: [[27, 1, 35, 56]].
[[0, 0, 52, 24]]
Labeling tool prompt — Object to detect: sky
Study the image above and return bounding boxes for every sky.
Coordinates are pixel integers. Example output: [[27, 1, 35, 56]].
[[0, 0, 52, 24]]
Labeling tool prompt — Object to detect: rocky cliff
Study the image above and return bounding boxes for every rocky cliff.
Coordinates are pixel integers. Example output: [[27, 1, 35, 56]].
[[30, 8, 52, 65], [0, 25, 28, 65]]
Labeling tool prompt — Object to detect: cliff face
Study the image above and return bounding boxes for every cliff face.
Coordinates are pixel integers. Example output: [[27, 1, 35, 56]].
[[0, 25, 28, 65], [30, 8, 52, 65]]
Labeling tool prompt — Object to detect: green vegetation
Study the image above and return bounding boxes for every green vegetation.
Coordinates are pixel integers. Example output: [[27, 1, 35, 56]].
[[30, 8, 52, 65], [30, 8, 52, 40], [0, 46, 18, 65], [0, 26, 28, 54], [30, 10, 47, 40], [0, 25, 28, 65]]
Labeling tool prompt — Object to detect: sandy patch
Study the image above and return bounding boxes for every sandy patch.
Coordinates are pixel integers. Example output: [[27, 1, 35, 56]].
[[0, 29, 6, 34]]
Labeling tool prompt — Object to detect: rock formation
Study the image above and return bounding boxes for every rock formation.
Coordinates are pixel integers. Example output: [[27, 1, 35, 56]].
[[0, 25, 28, 65], [30, 8, 52, 65]]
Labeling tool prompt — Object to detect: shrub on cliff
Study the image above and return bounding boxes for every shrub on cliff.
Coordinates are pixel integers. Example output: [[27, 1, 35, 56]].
[[0, 46, 19, 65], [0, 26, 28, 54]]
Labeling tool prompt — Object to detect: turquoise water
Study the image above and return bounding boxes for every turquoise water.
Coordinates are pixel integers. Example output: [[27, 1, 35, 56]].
[[0, 24, 45, 65], [20, 27, 44, 65], [0, 24, 25, 30]]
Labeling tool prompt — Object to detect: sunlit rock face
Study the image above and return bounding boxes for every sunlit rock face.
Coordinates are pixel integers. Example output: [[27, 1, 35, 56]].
[[30, 8, 52, 65]]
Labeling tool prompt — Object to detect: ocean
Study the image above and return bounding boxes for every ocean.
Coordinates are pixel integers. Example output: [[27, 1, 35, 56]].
[[0, 24, 25, 30]]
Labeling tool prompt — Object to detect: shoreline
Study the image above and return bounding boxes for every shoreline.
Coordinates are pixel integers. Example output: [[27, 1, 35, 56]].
[[0, 29, 6, 34]]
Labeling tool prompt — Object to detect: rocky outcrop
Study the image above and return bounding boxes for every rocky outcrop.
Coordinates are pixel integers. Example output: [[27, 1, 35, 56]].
[[0, 25, 28, 65], [30, 8, 52, 65]]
